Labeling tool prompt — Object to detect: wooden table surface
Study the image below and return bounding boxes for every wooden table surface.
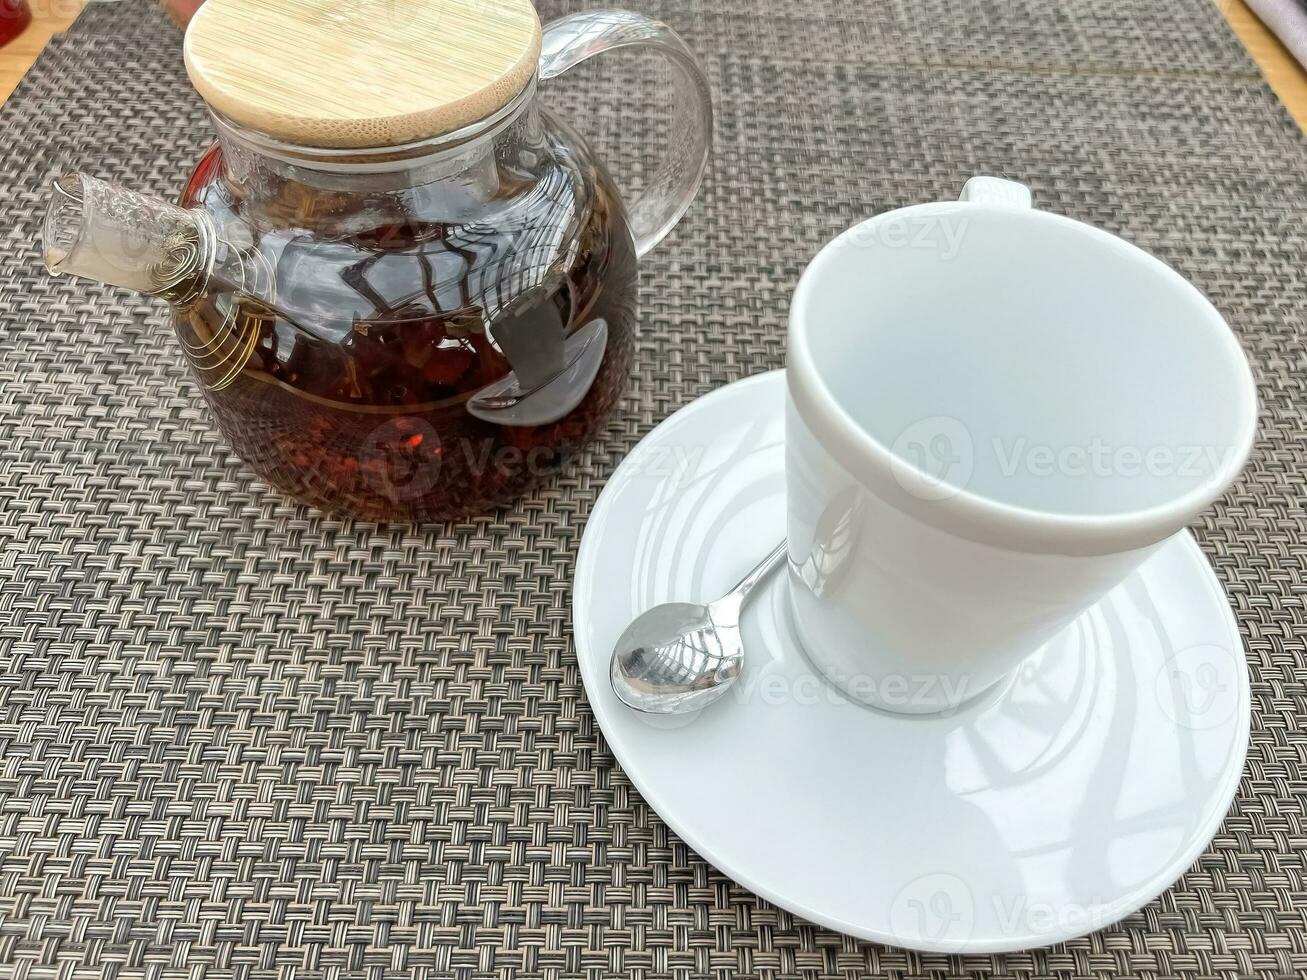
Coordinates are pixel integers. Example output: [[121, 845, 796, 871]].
[[1, 0, 1305, 125], [0, 1, 87, 105], [1220, 0, 1307, 129]]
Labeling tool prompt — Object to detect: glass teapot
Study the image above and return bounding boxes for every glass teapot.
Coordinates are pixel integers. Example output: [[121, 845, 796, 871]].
[[43, 0, 711, 521]]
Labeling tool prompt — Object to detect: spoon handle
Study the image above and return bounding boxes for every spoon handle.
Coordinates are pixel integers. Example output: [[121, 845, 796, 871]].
[[724, 540, 788, 606]]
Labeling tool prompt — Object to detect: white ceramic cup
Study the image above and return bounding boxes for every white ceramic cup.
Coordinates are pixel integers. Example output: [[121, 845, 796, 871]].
[[785, 176, 1258, 714]]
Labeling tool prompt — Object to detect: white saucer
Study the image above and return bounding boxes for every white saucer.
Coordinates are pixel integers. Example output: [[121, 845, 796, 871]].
[[573, 370, 1249, 953]]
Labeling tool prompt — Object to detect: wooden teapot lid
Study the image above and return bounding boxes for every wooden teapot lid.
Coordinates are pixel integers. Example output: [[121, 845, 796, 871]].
[[184, 0, 542, 149]]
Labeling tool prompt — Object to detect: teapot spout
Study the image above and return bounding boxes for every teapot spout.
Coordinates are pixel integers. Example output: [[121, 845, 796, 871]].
[[44, 172, 216, 302]]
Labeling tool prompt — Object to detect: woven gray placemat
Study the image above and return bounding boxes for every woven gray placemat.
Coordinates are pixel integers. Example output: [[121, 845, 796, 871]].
[[1, 1, 1306, 978]]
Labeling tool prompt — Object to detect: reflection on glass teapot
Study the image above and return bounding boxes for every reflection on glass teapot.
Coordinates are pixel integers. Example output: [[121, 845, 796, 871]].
[[43, 0, 712, 521]]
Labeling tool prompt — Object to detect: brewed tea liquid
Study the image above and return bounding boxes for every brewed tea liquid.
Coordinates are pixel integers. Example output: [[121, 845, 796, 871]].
[[177, 138, 638, 521]]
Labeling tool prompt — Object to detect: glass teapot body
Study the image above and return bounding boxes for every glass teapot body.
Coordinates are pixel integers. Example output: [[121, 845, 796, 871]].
[[176, 96, 638, 520], [44, 8, 712, 522]]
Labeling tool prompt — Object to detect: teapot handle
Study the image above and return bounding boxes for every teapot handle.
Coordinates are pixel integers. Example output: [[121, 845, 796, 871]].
[[539, 10, 713, 259]]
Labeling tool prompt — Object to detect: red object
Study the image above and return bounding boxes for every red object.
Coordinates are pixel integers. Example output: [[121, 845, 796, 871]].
[[163, 0, 207, 28], [0, 0, 30, 48]]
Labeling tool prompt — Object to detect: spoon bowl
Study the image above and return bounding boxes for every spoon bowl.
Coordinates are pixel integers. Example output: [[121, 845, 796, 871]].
[[610, 601, 745, 713], [608, 542, 787, 714]]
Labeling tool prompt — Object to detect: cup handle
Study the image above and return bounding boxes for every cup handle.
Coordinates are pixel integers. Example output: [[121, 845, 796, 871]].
[[539, 10, 713, 258], [959, 176, 1032, 209]]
